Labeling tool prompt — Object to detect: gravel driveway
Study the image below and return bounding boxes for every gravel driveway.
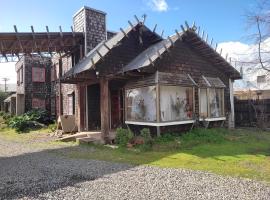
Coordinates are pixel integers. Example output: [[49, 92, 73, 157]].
[[0, 137, 269, 200]]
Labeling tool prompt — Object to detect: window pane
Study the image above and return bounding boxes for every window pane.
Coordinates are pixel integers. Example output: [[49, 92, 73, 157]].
[[160, 86, 193, 121], [209, 88, 224, 117], [126, 86, 156, 122], [200, 88, 208, 118]]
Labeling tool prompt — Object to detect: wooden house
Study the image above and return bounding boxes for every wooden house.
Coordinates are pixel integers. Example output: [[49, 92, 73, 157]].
[[0, 6, 241, 143], [62, 17, 241, 142]]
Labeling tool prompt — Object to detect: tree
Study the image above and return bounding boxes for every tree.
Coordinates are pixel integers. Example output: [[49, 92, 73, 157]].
[[247, 0, 270, 71], [0, 90, 8, 110]]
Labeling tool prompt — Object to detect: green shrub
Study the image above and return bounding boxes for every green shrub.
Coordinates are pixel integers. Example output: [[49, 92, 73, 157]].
[[115, 128, 134, 147], [3, 113, 12, 122], [48, 123, 57, 133], [6, 109, 53, 133], [181, 128, 227, 146], [8, 115, 43, 133], [138, 128, 153, 151], [24, 109, 54, 125], [0, 111, 4, 117], [155, 133, 177, 143]]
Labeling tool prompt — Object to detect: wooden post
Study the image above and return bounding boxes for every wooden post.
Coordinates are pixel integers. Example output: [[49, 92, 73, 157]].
[[59, 58, 63, 115], [156, 72, 161, 137], [77, 84, 86, 132], [229, 79, 235, 129], [100, 77, 110, 143]]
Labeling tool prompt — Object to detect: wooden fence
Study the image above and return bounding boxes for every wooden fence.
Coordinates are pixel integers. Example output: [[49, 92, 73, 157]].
[[234, 98, 270, 128]]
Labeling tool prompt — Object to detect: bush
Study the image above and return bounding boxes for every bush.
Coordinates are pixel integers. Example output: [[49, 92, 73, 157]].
[[155, 133, 177, 143], [8, 115, 43, 133], [138, 128, 153, 151], [3, 113, 12, 122], [48, 123, 57, 133], [115, 128, 134, 147], [24, 109, 54, 125], [181, 128, 227, 146], [0, 111, 4, 117], [7, 109, 54, 133]]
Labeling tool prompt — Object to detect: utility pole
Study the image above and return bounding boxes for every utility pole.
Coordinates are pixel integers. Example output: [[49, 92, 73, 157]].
[[2, 78, 9, 92]]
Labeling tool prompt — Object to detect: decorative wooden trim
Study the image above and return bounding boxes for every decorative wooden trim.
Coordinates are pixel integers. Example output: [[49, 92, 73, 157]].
[[125, 120, 195, 127]]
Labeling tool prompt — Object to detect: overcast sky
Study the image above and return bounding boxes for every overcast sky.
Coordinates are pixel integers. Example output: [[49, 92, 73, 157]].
[[0, 0, 259, 84]]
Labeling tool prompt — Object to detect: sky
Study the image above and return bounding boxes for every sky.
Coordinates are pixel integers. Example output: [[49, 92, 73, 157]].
[[0, 0, 260, 84]]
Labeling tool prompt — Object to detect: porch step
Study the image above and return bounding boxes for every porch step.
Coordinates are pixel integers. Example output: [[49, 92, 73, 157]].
[[57, 131, 116, 143], [57, 131, 101, 142]]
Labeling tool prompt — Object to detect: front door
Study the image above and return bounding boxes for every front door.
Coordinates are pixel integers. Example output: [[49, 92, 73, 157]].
[[110, 89, 124, 129], [87, 84, 101, 130]]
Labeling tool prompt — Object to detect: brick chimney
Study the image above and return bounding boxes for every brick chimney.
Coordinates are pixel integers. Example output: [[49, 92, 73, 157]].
[[73, 6, 107, 55]]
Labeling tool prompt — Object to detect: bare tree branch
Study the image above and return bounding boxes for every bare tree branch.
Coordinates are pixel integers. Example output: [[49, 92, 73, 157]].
[[256, 16, 270, 71]]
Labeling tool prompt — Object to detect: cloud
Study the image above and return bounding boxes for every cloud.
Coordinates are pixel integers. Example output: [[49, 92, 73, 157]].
[[218, 38, 270, 90], [147, 0, 168, 12]]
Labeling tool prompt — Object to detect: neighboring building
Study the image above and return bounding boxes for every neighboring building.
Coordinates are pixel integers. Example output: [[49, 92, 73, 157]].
[[0, 6, 241, 141], [15, 56, 52, 115], [3, 93, 16, 115], [234, 67, 270, 100]]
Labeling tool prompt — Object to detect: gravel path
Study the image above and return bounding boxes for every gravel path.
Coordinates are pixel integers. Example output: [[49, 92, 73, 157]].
[[0, 137, 269, 200]]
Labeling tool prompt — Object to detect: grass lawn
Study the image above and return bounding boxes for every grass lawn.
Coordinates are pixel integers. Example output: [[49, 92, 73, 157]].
[[1, 115, 269, 183], [66, 128, 270, 183]]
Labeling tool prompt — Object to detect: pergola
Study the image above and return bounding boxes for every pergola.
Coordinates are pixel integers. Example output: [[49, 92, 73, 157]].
[[0, 26, 84, 62]]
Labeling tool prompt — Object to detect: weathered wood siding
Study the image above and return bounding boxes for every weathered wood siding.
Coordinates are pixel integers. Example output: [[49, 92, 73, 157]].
[[154, 40, 231, 123]]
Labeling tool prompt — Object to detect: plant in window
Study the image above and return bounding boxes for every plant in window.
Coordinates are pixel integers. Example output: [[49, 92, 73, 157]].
[[137, 98, 146, 119]]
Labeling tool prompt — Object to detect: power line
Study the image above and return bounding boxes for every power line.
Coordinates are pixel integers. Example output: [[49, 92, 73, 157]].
[[2, 78, 9, 92]]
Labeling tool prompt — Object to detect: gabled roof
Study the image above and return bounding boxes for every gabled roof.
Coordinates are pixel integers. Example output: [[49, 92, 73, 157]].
[[121, 26, 241, 80], [62, 21, 162, 80], [122, 34, 179, 72]]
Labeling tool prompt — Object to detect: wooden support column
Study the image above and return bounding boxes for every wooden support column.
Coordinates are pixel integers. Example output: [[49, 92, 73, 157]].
[[228, 78, 235, 129], [58, 58, 63, 115], [77, 84, 86, 132], [100, 77, 110, 143], [156, 82, 161, 137]]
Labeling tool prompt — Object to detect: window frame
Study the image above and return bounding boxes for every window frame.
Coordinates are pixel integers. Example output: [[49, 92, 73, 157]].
[[125, 83, 196, 126], [32, 67, 45, 83], [199, 87, 225, 121]]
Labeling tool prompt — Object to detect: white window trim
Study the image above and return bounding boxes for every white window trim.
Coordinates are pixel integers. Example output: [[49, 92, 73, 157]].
[[199, 117, 226, 122], [125, 120, 195, 127]]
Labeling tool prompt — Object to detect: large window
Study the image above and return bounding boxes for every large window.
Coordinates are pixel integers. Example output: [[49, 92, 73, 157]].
[[199, 88, 224, 118], [160, 86, 193, 121], [209, 88, 224, 117], [126, 86, 157, 122], [32, 67, 45, 82]]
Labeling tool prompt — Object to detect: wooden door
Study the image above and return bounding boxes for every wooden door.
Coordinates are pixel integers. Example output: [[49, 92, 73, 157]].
[[111, 89, 123, 129]]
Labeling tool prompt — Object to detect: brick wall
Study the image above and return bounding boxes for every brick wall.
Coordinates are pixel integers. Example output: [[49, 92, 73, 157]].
[[19, 56, 52, 113]]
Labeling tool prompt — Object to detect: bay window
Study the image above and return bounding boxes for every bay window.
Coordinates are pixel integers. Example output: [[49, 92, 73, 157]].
[[125, 72, 196, 126], [160, 86, 193, 121], [199, 76, 225, 120], [126, 86, 157, 122]]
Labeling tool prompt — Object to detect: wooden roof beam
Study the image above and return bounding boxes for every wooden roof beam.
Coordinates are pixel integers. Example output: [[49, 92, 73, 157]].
[[31, 26, 38, 51]]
